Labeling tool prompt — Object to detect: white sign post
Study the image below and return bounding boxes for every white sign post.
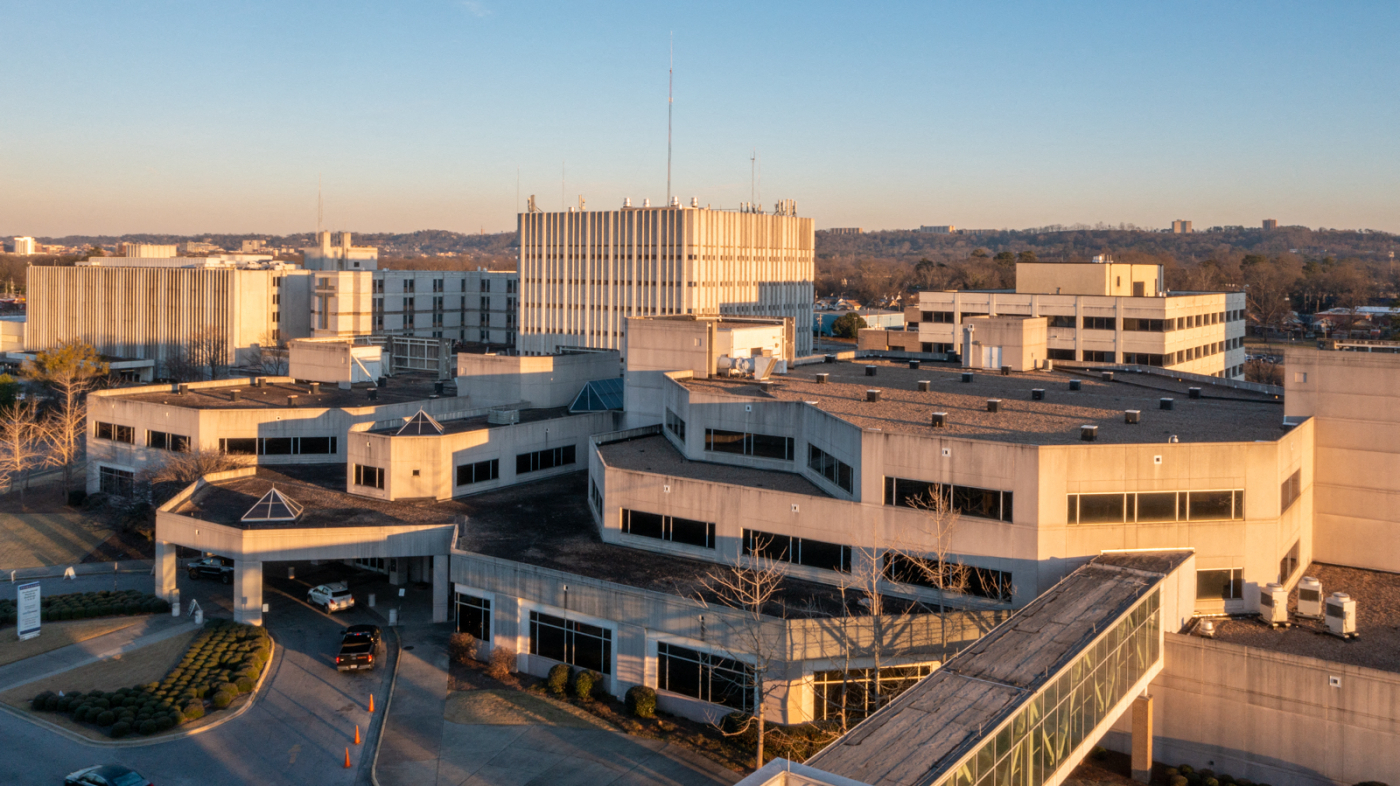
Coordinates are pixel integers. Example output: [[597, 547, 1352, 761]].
[[17, 582, 41, 641]]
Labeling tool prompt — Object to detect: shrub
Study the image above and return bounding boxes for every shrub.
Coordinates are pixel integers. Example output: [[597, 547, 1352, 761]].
[[139, 719, 158, 735], [183, 703, 205, 721], [571, 670, 597, 700], [1201, 772, 1216, 781], [30, 692, 53, 711], [235, 677, 254, 694], [155, 715, 175, 731], [721, 712, 759, 747], [1180, 766, 1195, 776], [97, 710, 116, 726], [1205, 779, 1220, 786], [217, 682, 239, 697], [546, 664, 572, 696], [448, 632, 478, 664], [1090, 745, 1108, 760], [1353, 783, 1389, 786], [625, 686, 657, 718], [1171, 777, 1189, 786], [44, 694, 60, 711], [111, 721, 131, 738], [211, 691, 233, 709], [485, 645, 515, 681]]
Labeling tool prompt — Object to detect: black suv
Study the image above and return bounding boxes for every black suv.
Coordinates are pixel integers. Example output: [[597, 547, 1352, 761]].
[[187, 556, 234, 584]]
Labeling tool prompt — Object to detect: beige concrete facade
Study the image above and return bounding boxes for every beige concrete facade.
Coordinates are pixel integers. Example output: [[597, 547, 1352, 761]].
[[518, 206, 814, 358], [960, 315, 1048, 371], [25, 264, 314, 373], [301, 231, 379, 271], [908, 288, 1246, 379], [287, 337, 383, 383], [1285, 348, 1400, 572], [454, 350, 619, 410], [1015, 261, 1164, 297]]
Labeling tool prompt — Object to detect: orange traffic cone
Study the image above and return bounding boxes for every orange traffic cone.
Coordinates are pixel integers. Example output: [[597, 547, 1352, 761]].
[[368, 693, 375, 714], [344, 747, 352, 768], [354, 725, 362, 745]]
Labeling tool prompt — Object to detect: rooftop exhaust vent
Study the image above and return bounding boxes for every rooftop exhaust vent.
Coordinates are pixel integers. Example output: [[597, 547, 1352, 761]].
[[230, 390, 241, 402], [1125, 410, 1140, 424], [815, 373, 829, 384], [1001, 366, 1011, 376], [241, 487, 303, 523], [1189, 387, 1202, 399], [986, 399, 1001, 413], [1069, 379, 1081, 391], [309, 382, 320, 395], [487, 408, 520, 425], [917, 380, 930, 392], [1160, 398, 1174, 410], [961, 372, 973, 383], [866, 389, 882, 402], [908, 360, 921, 370], [865, 365, 877, 377], [931, 412, 947, 428], [1101, 371, 1114, 382], [1031, 389, 1045, 401], [1081, 425, 1098, 441]]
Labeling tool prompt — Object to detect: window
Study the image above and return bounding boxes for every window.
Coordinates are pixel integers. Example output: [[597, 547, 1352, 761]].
[[883, 554, 1014, 601], [1280, 468, 1302, 513], [218, 437, 337, 456], [1123, 352, 1166, 366], [665, 409, 686, 441], [808, 445, 854, 493], [402, 279, 415, 293], [1122, 318, 1166, 332], [432, 278, 444, 293], [1046, 315, 1076, 329], [481, 279, 491, 292], [1279, 540, 1300, 584], [147, 430, 189, 452], [1083, 316, 1115, 331], [925, 311, 954, 324], [99, 466, 134, 497], [1047, 348, 1076, 361], [1067, 489, 1244, 524], [883, 477, 1013, 523], [622, 509, 715, 549], [704, 429, 794, 461], [657, 642, 753, 712], [219, 438, 257, 455], [456, 459, 499, 486], [813, 664, 936, 722], [1083, 350, 1116, 363], [1197, 568, 1244, 600], [743, 529, 851, 572], [456, 593, 491, 640], [529, 612, 611, 674], [590, 480, 603, 516], [95, 422, 134, 444], [515, 445, 576, 474], [353, 464, 384, 490]]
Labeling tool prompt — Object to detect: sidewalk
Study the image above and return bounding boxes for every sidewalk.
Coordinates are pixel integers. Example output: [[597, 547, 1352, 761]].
[[0, 613, 197, 694], [374, 625, 738, 786]]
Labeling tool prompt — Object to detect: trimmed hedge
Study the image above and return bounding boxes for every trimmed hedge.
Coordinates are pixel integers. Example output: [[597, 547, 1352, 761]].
[[625, 686, 657, 718], [545, 664, 571, 696], [30, 619, 271, 738], [0, 590, 169, 628]]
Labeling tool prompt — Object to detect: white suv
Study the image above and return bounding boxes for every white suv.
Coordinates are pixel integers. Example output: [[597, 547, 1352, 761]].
[[307, 582, 356, 613]]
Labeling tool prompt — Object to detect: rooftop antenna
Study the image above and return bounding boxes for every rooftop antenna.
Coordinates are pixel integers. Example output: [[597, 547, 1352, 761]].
[[750, 149, 756, 206], [562, 161, 566, 212], [516, 167, 520, 217], [667, 32, 673, 206], [317, 174, 323, 235]]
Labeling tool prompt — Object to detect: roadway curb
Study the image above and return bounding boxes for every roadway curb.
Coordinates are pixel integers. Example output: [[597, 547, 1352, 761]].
[[5, 560, 154, 581], [369, 625, 404, 786], [0, 625, 277, 748]]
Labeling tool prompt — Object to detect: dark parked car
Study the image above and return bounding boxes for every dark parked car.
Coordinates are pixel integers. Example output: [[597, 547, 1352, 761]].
[[187, 556, 234, 584], [64, 765, 151, 786]]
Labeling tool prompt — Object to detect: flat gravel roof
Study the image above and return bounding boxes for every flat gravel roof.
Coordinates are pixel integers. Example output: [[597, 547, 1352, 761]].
[[120, 375, 453, 411], [597, 434, 829, 497], [682, 359, 1284, 445]]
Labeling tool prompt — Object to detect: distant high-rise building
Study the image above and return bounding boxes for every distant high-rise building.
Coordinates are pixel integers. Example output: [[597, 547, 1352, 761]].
[[1171, 220, 1193, 234], [1262, 219, 1278, 231], [120, 243, 178, 258], [242, 239, 267, 253], [11, 236, 36, 255], [827, 227, 864, 235], [302, 231, 379, 271], [920, 225, 956, 234], [518, 199, 814, 358]]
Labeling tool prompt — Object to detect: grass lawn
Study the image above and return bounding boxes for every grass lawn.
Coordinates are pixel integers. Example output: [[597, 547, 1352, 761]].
[[0, 617, 147, 667], [0, 628, 198, 710]]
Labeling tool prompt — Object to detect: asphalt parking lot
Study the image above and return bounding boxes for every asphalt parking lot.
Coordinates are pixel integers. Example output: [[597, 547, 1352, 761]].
[[0, 560, 432, 786]]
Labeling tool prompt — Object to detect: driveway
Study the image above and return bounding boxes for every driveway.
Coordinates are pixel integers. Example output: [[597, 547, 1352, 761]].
[[0, 561, 410, 786]]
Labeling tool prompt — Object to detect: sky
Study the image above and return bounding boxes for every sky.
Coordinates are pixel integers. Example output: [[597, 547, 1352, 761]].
[[1, 1, 1397, 237]]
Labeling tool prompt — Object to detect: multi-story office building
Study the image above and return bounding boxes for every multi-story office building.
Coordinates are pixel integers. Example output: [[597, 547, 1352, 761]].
[[302, 231, 379, 271], [1262, 218, 1278, 231], [119, 242, 178, 258], [518, 200, 815, 359], [1172, 219, 1193, 234], [11, 236, 36, 255], [878, 261, 1246, 379]]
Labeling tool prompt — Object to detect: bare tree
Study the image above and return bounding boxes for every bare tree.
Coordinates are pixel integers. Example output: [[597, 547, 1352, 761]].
[[0, 399, 48, 510], [145, 449, 247, 487], [697, 546, 788, 770], [896, 489, 1009, 642], [257, 330, 289, 376], [187, 325, 231, 381], [23, 340, 108, 498]]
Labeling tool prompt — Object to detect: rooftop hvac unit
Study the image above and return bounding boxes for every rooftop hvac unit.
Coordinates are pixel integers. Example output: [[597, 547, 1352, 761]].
[[488, 408, 520, 425], [909, 360, 920, 370], [1325, 592, 1357, 638], [1189, 387, 1202, 399], [1297, 576, 1324, 619], [1101, 371, 1114, 382], [865, 365, 877, 377], [1031, 389, 1045, 401], [1160, 398, 1175, 410], [815, 373, 829, 384], [1260, 582, 1289, 627], [1068, 379, 1081, 391], [961, 372, 973, 383]]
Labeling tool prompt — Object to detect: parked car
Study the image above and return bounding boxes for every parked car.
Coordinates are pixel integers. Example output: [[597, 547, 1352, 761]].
[[308, 582, 355, 613], [187, 556, 234, 584], [64, 765, 151, 786], [336, 624, 382, 671]]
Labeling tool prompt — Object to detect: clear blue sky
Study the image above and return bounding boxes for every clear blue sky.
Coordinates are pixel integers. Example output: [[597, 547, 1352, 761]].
[[2, 1, 1397, 236]]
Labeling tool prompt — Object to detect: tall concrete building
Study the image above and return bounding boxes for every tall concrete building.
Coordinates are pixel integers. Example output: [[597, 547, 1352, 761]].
[[11, 236, 36, 255], [518, 200, 815, 358], [119, 243, 178, 258], [302, 231, 379, 271], [1262, 218, 1278, 231], [1171, 219, 1193, 234]]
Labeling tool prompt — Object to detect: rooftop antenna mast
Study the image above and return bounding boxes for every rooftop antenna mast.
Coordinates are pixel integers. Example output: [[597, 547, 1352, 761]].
[[667, 32, 673, 205], [317, 174, 323, 235], [750, 149, 756, 206]]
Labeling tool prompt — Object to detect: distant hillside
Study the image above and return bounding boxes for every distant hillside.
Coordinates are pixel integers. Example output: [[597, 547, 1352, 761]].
[[36, 230, 517, 259]]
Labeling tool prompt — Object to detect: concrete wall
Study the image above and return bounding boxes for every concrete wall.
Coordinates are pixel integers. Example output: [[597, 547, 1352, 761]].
[[288, 338, 383, 383], [455, 351, 619, 410], [1284, 348, 1400, 572], [351, 410, 617, 501], [1103, 633, 1400, 786], [961, 315, 1047, 371], [1016, 262, 1163, 297]]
